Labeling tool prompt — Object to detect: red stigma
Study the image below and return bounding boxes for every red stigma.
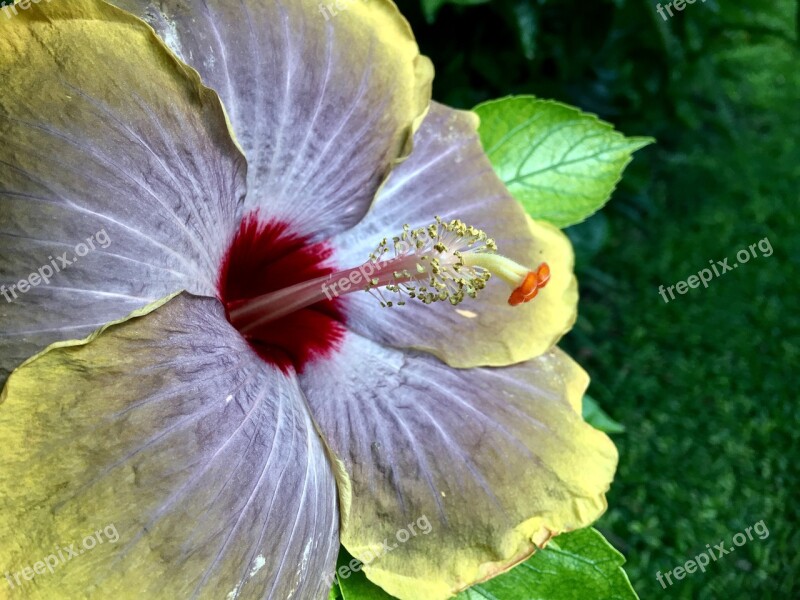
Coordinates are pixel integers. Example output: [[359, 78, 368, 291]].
[[218, 213, 346, 373]]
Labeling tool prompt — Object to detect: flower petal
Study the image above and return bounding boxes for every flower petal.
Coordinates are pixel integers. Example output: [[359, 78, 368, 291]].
[[0, 0, 247, 384], [300, 333, 618, 600], [330, 103, 578, 368], [113, 0, 434, 239], [0, 294, 339, 599]]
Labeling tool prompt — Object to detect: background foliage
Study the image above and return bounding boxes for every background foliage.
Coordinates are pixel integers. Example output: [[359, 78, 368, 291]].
[[397, 0, 799, 597]]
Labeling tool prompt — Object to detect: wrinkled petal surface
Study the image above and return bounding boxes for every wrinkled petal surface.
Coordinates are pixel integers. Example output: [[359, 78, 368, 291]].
[[115, 0, 434, 239], [331, 103, 578, 368], [0, 294, 339, 600], [0, 0, 246, 384], [301, 333, 618, 600]]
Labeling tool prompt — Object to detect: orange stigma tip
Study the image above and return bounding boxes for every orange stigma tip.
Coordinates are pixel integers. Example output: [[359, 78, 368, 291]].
[[508, 263, 551, 306], [508, 288, 526, 306], [536, 262, 551, 287], [520, 272, 538, 295]]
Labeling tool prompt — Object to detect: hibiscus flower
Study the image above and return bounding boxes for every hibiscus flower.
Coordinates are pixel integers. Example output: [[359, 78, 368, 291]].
[[0, 1, 617, 599]]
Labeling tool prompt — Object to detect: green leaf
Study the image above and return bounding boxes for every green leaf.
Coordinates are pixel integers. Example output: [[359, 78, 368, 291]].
[[420, 0, 491, 23], [336, 547, 396, 600], [333, 529, 636, 600], [329, 579, 342, 600], [583, 394, 626, 434], [474, 96, 653, 228], [456, 528, 638, 599]]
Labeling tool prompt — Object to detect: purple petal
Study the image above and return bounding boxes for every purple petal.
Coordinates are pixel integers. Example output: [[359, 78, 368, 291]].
[[0, 293, 339, 599], [0, 2, 246, 383], [300, 333, 617, 598], [114, 0, 434, 239]]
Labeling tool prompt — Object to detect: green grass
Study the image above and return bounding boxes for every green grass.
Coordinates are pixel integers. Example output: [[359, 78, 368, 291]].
[[562, 19, 800, 599]]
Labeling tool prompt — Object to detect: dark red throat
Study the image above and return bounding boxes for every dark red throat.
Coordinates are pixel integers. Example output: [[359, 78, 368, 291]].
[[218, 213, 346, 373]]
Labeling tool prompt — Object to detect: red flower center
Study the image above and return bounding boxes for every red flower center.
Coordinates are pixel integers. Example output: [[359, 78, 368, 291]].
[[218, 213, 346, 373]]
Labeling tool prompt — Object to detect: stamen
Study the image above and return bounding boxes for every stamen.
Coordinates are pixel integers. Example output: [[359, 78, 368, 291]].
[[365, 217, 496, 307], [227, 217, 550, 334]]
